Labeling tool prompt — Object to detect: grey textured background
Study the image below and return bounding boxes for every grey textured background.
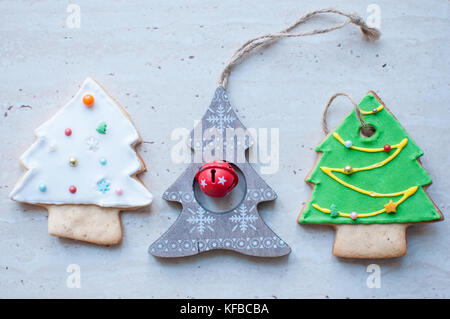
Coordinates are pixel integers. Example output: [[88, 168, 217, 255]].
[[1, 0, 449, 298]]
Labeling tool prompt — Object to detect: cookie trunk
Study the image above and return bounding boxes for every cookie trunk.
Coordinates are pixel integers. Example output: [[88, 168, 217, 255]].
[[47, 204, 122, 245], [332, 224, 408, 258]]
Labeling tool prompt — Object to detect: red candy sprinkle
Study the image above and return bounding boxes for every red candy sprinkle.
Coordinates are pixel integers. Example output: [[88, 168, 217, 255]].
[[65, 128, 72, 136], [384, 144, 391, 152], [69, 186, 77, 193]]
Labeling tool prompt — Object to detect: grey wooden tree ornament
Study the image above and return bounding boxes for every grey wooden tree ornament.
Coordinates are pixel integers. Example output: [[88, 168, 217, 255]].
[[149, 86, 291, 257]]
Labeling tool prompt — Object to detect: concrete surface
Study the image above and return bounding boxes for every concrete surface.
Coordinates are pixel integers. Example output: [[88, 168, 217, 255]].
[[0, 0, 449, 298]]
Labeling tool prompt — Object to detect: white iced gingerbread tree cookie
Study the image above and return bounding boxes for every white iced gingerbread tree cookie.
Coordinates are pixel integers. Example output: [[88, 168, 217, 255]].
[[10, 77, 153, 244]]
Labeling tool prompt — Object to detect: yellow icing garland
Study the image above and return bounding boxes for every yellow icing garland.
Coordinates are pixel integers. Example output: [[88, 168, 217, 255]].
[[359, 105, 384, 115], [312, 128, 419, 218]]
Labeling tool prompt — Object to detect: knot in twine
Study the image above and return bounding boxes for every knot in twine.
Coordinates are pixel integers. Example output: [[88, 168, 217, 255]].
[[347, 13, 381, 41], [218, 8, 381, 88]]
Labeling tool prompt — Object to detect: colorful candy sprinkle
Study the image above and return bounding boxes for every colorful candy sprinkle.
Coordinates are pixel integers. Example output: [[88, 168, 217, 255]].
[[65, 128, 72, 136], [344, 140, 352, 148], [99, 157, 107, 165], [344, 165, 353, 174], [69, 185, 77, 194], [115, 188, 123, 196], [83, 94, 95, 107], [96, 122, 107, 134], [350, 212, 358, 220], [69, 157, 78, 167], [330, 204, 339, 218], [38, 184, 47, 192]]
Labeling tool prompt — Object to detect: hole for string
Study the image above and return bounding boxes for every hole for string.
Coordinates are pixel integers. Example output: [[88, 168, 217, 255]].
[[360, 124, 376, 137]]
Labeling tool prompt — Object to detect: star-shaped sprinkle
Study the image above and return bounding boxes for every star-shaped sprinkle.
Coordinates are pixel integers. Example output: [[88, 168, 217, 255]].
[[384, 200, 397, 213], [217, 176, 227, 185], [200, 179, 207, 188]]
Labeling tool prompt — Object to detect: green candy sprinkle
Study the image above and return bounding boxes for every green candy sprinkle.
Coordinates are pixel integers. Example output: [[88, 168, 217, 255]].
[[330, 204, 339, 218], [96, 121, 107, 134]]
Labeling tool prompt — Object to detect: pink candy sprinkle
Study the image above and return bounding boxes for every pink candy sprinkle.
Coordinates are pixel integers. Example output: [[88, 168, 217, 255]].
[[350, 212, 358, 220], [115, 189, 123, 196]]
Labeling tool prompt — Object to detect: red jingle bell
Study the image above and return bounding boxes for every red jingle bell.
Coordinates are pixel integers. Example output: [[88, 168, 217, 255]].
[[195, 160, 239, 198]]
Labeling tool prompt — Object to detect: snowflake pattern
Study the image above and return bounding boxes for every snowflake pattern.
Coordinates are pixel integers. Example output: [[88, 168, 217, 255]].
[[97, 178, 110, 194], [206, 104, 235, 132], [186, 207, 215, 234], [229, 205, 258, 233], [85, 136, 100, 152]]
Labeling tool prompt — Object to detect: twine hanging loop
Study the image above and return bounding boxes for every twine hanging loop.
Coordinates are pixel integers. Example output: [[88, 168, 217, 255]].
[[218, 8, 381, 88], [322, 92, 368, 136]]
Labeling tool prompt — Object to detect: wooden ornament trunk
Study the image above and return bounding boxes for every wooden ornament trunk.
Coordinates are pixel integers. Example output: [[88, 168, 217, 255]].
[[332, 224, 408, 258], [47, 204, 122, 245]]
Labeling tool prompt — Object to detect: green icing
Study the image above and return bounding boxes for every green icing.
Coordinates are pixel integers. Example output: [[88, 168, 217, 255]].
[[96, 121, 107, 134], [299, 92, 441, 224]]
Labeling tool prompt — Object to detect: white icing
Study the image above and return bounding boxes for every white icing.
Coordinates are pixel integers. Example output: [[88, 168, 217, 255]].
[[85, 136, 99, 152], [49, 142, 57, 152], [10, 77, 153, 208]]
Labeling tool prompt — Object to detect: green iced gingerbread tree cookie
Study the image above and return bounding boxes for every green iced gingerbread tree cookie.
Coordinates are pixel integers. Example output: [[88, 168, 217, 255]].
[[299, 92, 442, 225]]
